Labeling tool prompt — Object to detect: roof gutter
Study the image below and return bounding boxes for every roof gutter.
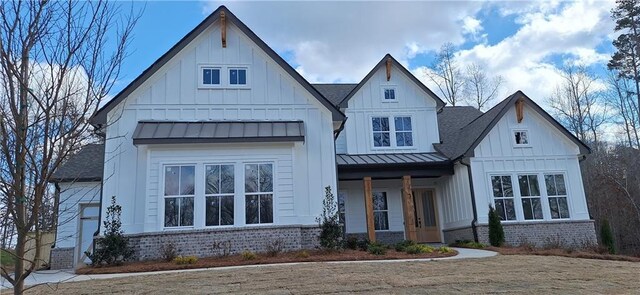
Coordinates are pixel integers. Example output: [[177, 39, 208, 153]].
[[460, 159, 479, 243]]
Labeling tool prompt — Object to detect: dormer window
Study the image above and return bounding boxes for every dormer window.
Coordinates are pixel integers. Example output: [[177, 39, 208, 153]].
[[381, 86, 397, 102], [514, 130, 529, 145]]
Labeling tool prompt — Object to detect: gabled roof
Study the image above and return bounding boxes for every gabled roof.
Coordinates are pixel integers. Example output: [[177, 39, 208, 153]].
[[50, 144, 105, 182], [337, 54, 446, 110], [92, 6, 345, 125], [312, 83, 357, 107], [434, 90, 591, 160]]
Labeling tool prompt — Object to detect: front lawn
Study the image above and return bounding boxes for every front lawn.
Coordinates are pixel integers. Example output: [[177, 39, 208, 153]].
[[26, 255, 640, 294]]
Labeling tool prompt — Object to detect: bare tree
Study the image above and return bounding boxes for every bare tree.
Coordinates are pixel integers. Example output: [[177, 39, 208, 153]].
[[548, 66, 608, 146], [606, 72, 640, 148], [426, 42, 465, 106], [0, 1, 138, 293], [463, 63, 504, 111]]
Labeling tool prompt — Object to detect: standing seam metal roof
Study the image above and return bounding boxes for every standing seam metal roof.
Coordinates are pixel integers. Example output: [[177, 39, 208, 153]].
[[336, 152, 449, 166]]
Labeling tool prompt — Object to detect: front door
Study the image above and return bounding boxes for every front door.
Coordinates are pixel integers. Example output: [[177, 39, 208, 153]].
[[77, 204, 100, 266], [412, 190, 441, 243]]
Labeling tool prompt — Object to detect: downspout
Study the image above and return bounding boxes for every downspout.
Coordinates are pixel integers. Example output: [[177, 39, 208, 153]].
[[49, 182, 61, 269], [93, 127, 106, 253], [460, 160, 479, 243]]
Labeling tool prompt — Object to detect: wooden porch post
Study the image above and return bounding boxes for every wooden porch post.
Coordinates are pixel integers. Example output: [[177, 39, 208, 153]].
[[402, 175, 417, 241], [363, 177, 376, 242]]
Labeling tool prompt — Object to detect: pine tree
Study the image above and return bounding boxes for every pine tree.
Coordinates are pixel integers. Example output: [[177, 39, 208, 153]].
[[488, 205, 505, 247], [600, 219, 616, 254]]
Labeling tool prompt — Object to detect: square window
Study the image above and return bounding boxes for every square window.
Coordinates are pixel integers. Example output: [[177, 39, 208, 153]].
[[230, 68, 247, 85], [514, 130, 529, 145], [384, 88, 396, 100], [202, 68, 220, 85]]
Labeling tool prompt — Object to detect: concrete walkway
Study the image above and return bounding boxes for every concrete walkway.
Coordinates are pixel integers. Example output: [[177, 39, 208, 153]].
[[0, 247, 497, 290]]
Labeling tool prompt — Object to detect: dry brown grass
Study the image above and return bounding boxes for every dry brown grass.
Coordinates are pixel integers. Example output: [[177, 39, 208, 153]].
[[487, 246, 640, 262], [26, 255, 640, 294]]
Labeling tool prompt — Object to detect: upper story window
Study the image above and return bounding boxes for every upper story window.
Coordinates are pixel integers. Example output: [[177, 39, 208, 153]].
[[229, 68, 247, 85], [371, 116, 413, 148], [202, 68, 221, 86], [383, 87, 396, 101], [514, 130, 529, 145], [198, 65, 249, 88]]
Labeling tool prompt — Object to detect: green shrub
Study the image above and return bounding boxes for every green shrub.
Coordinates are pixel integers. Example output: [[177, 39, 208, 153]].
[[357, 239, 370, 251], [600, 219, 616, 254], [86, 196, 134, 266], [488, 205, 505, 247], [316, 186, 343, 250], [367, 243, 387, 255], [173, 255, 198, 265], [450, 240, 486, 249], [241, 251, 258, 260], [394, 240, 417, 252], [405, 244, 435, 254], [344, 237, 359, 250], [437, 246, 454, 253]]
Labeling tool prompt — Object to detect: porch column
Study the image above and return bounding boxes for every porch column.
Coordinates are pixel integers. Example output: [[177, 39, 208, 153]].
[[402, 175, 417, 241], [363, 176, 376, 242]]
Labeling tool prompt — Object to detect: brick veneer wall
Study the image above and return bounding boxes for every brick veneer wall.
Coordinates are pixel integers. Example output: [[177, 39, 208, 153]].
[[50, 247, 74, 270], [442, 227, 475, 244], [476, 220, 597, 247], [346, 231, 405, 245], [126, 225, 321, 260]]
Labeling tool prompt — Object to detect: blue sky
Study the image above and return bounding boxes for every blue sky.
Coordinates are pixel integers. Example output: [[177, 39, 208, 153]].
[[114, 1, 616, 108]]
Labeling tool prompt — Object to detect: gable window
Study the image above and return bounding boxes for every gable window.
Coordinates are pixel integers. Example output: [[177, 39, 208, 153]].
[[373, 192, 389, 230], [229, 68, 247, 85], [205, 164, 235, 226], [518, 174, 543, 220], [491, 176, 516, 221], [202, 67, 221, 85], [514, 130, 529, 145], [164, 165, 195, 227], [245, 163, 273, 224], [372, 117, 391, 147], [394, 116, 413, 147], [545, 174, 570, 219], [383, 88, 396, 101]]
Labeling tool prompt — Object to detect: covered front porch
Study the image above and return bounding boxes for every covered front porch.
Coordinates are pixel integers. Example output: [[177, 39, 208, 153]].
[[336, 153, 455, 244]]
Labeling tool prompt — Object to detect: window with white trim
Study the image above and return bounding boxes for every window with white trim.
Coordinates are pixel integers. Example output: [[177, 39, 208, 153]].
[[373, 192, 389, 230], [491, 175, 516, 221], [383, 87, 396, 101], [204, 164, 234, 226], [518, 174, 543, 220], [372, 117, 391, 147], [394, 116, 413, 147], [245, 163, 273, 224], [514, 130, 529, 145], [201, 67, 221, 86], [545, 174, 570, 219], [164, 165, 195, 227], [229, 68, 247, 85], [371, 116, 414, 148]]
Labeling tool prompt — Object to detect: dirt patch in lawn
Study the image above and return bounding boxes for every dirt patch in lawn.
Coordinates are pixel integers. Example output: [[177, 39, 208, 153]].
[[486, 246, 640, 262], [76, 248, 457, 275]]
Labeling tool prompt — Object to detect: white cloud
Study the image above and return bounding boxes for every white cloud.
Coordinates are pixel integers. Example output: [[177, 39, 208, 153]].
[[461, 16, 483, 35]]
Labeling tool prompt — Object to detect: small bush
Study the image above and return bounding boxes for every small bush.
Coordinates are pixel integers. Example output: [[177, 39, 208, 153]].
[[160, 242, 178, 262], [266, 239, 284, 257], [518, 237, 536, 252], [241, 251, 257, 260], [488, 205, 505, 247], [357, 239, 370, 251], [437, 246, 454, 253], [450, 240, 486, 249], [600, 219, 616, 254], [405, 244, 435, 254], [344, 237, 359, 250], [394, 240, 417, 252], [86, 196, 134, 266], [367, 243, 387, 255], [296, 250, 310, 258], [542, 235, 566, 250], [173, 255, 198, 265], [316, 186, 343, 250]]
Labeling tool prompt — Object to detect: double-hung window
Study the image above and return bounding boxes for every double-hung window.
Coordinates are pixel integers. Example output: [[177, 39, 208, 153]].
[[204, 164, 235, 226], [545, 174, 570, 219], [394, 116, 413, 147], [372, 117, 391, 147], [373, 192, 389, 230], [372, 116, 413, 148], [245, 163, 274, 224], [491, 175, 516, 221], [164, 165, 195, 227], [518, 174, 543, 220]]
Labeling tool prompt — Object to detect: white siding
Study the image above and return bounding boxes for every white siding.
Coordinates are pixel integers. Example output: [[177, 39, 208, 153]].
[[470, 106, 590, 223], [438, 164, 474, 230], [55, 182, 101, 248], [102, 20, 337, 234], [342, 64, 440, 154]]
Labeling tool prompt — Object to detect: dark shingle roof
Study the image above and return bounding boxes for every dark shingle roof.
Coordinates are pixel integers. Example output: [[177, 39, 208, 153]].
[[50, 144, 104, 182], [312, 84, 358, 107], [133, 121, 305, 145]]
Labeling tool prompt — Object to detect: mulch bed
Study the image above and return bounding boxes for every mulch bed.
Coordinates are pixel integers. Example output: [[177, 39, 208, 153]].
[[486, 246, 640, 262], [76, 249, 458, 275]]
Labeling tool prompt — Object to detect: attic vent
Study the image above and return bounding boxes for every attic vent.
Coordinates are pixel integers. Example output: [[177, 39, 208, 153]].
[[385, 58, 392, 81], [221, 11, 227, 48], [516, 98, 525, 123]]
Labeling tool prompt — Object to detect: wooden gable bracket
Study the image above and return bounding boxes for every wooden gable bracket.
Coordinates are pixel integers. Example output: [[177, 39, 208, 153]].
[[220, 11, 227, 48], [386, 58, 392, 81], [516, 97, 525, 123]]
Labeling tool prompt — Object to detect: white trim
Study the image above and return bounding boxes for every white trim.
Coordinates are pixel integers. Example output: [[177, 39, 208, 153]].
[[380, 85, 398, 103], [197, 65, 222, 88], [196, 64, 251, 89], [511, 128, 531, 148], [372, 191, 390, 231], [368, 114, 416, 150]]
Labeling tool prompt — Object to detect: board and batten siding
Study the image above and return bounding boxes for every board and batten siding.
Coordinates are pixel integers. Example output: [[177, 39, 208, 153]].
[[342, 64, 440, 155], [101, 20, 337, 234], [470, 106, 590, 224], [55, 182, 101, 248], [438, 163, 474, 230]]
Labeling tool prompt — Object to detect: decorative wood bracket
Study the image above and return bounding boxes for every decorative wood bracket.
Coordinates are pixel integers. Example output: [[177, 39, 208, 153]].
[[516, 98, 525, 123], [221, 11, 227, 48], [386, 58, 392, 81]]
